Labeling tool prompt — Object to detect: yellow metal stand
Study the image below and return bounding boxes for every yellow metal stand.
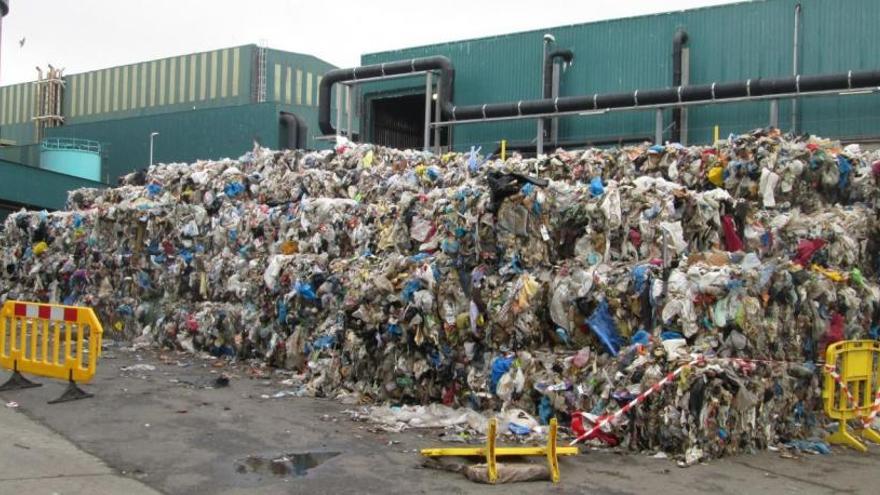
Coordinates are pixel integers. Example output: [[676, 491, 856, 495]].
[[823, 340, 880, 452], [421, 417, 578, 484]]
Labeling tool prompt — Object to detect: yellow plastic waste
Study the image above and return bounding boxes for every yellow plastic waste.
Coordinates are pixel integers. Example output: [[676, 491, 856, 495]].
[[812, 264, 846, 283], [363, 150, 374, 168], [707, 166, 724, 187], [33, 241, 48, 255]]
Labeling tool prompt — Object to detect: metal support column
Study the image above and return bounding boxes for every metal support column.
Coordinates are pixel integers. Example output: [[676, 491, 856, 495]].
[[769, 99, 779, 129], [655, 109, 664, 144], [680, 47, 690, 145], [335, 86, 343, 137], [434, 78, 442, 154], [550, 64, 560, 144], [346, 85, 353, 140], [423, 72, 433, 151], [537, 37, 550, 156]]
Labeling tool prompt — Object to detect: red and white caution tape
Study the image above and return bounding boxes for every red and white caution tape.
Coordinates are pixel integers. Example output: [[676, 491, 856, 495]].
[[823, 363, 858, 409], [568, 355, 880, 446], [569, 358, 702, 446], [861, 389, 880, 428]]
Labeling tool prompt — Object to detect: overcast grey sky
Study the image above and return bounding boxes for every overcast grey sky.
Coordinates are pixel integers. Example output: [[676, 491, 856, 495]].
[[0, 0, 741, 85]]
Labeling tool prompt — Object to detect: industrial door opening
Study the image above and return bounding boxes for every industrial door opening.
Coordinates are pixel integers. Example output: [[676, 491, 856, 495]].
[[370, 93, 448, 150]]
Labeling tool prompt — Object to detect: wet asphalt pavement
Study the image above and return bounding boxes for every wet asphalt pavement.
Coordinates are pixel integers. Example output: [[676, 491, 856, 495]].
[[1, 343, 878, 495]]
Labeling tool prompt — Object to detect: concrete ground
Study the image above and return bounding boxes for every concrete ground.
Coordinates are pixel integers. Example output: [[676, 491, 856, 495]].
[[0, 344, 877, 495], [0, 399, 159, 494]]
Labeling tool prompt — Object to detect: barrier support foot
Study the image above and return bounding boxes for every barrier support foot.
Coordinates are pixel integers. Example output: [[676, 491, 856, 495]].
[[827, 425, 867, 453], [48, 377, 92, 404], [0, 362, 42, 392], [861, 427, 880, 445]]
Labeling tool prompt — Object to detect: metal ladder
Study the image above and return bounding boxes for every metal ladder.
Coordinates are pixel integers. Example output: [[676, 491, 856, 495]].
[[255, 41, 267, 103]]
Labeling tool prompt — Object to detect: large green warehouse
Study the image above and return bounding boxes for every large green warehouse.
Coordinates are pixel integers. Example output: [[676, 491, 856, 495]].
[[0, 45, 349, 183], [356, 0, 880, 152]]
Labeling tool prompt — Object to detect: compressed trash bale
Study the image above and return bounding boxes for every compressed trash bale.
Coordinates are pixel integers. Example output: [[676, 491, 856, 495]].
[[2, 130, 880, 462]]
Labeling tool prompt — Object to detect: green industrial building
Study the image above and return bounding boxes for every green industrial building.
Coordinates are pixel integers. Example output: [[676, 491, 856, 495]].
[[357, 0, 880, 152], [1, 0, 879, 215]]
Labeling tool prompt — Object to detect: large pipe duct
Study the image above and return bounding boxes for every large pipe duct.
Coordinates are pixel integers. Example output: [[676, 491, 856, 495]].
[[542, 48, 574, 142], [280, 111, 308, 149], [671, 28, 689, 143], [445, 69, 880, 122], [318, 56, 455, 136], [318, 56, 880, 139]]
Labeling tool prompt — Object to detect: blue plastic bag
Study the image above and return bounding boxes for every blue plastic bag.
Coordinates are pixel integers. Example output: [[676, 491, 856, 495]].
[[508, 422, 531, 435], [837, 155, 852, 190], [538, 396, 553, 425], [589, 177, 604, 197], [310, 334, 336, 352], [586, 299, 623, 356], [294, 281, 317, 301], [224, 181, 245, 197], [468, 146, 482, 173], [631, 329, 651, 346], [490, 356, 513, 394], [632, 264, 650, 293]]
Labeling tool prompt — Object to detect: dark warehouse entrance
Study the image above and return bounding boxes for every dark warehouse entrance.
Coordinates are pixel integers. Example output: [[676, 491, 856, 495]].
[[370, 93, 447, 150]]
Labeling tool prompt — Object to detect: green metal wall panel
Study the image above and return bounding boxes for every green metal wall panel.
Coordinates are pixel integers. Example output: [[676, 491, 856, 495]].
[[361, 0, 880, 150], [59, 46, 254, 127], [0, 82, 36, 144], [44, 102, 326, 182], [0, 158, 105, 211]]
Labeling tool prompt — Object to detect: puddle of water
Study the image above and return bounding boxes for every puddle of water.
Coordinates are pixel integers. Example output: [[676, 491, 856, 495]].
[[235, 452, 339, 478]]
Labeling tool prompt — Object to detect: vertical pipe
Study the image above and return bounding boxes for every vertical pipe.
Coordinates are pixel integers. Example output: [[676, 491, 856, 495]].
[[536, 120, 544, 156], [713, 125, 720, 143], [537, 35, 552, 156], [550, 64, 560, 144], [680, 46, 690, 145], [655, 109, 663, 144], [434, 78, 441, 153], [501, 139, 507, 161], [671, 29, 689, 143], [346, 85, 353, 140], [335, 85, 342, 137], [769, 99, 779, 128], [423, 72, 432, 151], [792, 3, 801, 132]]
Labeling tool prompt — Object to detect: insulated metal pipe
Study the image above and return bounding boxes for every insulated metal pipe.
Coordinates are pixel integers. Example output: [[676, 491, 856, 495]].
[[319, 55, 880, 141], [537, 35, 553, 155], [318, 56, 455, 135], [671, 28, 689, 143], [543, 48, 574, 144], [280, 111, 308, 149], [445, 69, 880, 121]]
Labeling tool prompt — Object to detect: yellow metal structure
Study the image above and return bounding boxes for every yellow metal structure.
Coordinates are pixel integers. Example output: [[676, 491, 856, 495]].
[[0, 301, 103, 385], [421, 417, 578, 484], [501, 139, 507, 161], [713, 125, 720, 143], [823, 340, 880, 452]]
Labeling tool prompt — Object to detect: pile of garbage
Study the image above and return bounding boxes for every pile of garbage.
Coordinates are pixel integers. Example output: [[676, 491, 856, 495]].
[[2, 129, 879, 462]]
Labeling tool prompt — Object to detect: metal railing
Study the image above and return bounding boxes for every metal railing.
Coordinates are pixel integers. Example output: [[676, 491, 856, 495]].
[[40, 137, 102, 153]]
